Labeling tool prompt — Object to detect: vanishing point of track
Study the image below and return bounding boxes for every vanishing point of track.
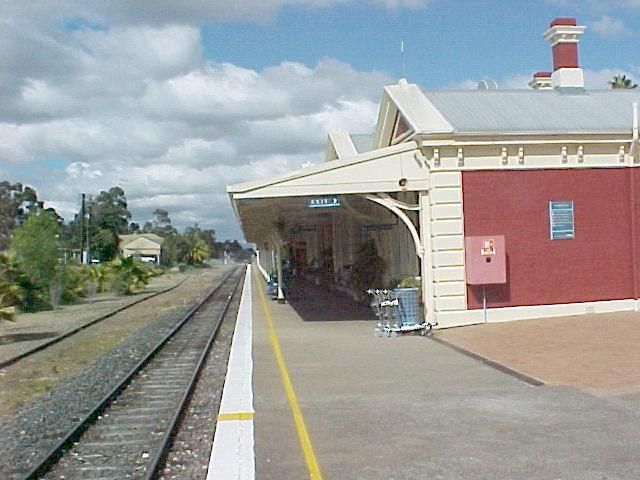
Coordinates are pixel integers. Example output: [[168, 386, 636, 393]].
[[21, 266, 244, 480]]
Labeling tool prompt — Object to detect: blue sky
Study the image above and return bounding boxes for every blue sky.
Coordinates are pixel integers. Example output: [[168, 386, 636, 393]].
[[201, 1, 640, 89], [1, 0, 639, 240]]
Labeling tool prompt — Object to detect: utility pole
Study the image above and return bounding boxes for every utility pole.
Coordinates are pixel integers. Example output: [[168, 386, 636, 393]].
[[81, 193, 87, 264], [86, 195, 91, 264]]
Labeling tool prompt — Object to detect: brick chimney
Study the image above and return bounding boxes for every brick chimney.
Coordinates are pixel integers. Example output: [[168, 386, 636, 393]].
[[529, 71, 552, 90], [543, 17, 586, 88]]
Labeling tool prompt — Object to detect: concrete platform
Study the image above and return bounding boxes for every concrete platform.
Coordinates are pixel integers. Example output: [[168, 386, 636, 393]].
[[249, 270, 640, 479]]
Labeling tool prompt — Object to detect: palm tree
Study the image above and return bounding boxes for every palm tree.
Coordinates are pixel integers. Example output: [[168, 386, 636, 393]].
[[185, 236, 210, 265], [610, 74, 638, 89]]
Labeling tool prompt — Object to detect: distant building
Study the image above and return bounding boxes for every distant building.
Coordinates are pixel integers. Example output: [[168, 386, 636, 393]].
[[119, 233, 164, 265]]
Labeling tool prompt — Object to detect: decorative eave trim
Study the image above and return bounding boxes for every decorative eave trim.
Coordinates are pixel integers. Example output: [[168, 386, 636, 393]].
[[417, 131, 633, 147], [227, 141, 418, 195]]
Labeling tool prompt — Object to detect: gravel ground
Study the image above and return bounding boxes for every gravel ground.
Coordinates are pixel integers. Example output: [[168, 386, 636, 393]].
[[158, 275, 242, 480], [0, 265, 238, 480]]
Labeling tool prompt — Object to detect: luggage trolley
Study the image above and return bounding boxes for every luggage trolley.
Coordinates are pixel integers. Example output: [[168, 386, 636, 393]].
[[367, 288, 436, 337]]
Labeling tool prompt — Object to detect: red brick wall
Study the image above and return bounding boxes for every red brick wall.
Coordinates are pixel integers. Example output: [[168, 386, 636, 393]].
[[462, 168, 636, 309], [552, 43, 579, 70]]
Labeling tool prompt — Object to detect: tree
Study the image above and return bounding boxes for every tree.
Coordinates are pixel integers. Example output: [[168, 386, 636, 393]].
[[89, 186, 132, 262], [153, 208, 177, 236], [0, 181, 42, 250], [610, 74, 637, 89], [91, 186, 131, 235], [10, 210, 61, 309], [223, 239, 244, 260], [184, 234, 210, 265]]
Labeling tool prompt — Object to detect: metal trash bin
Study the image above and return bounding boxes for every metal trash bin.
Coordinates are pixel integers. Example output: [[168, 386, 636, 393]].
[[266, 280, 278, 297], [394, 287, 421, 326]]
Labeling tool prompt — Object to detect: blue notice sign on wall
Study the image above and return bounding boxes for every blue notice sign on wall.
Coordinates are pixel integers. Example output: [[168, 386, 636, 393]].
[[549, 201, 575, 240], [308, 196, 340, 208]]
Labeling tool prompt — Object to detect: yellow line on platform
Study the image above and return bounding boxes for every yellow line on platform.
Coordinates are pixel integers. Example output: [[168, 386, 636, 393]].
[[217, 412, 255, 421], [255, 270, 323, 480]]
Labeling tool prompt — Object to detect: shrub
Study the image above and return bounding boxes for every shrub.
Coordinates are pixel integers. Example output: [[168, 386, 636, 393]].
[[0, 254, 24, 321], [397, 276, 421, 288], [352, 238, 385, 292], [111, 257, 152, 294]]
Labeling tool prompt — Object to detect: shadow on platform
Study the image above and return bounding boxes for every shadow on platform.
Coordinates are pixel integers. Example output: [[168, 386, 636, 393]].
[[283, 278, 375, 322]]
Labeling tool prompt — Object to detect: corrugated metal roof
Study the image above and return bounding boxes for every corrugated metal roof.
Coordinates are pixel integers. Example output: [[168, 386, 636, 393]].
[[422, 88, 640, 134], [349, 133, 373, 153]]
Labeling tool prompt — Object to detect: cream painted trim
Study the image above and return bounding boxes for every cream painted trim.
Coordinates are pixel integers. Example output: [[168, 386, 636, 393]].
[[419, 191, 436, 325], [362, 193, 424, 258], [420, 133, 632, 144], [376, 193, 420, 211], [421, 138, 633, 147], [418, 145, 635, 171], [228, 141, 418, 195], [328, 130, 358, 159], [255, 251, 270, 281], [391, 129, 414, 146], [435, 298, 639, 329], [373, 92, 393, 149]]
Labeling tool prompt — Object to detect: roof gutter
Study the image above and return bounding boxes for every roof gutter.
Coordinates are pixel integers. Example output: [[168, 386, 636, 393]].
[[417, 132, 634, 148]]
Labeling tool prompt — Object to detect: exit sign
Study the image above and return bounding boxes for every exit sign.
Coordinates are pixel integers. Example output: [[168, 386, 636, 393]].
[[308, 196, 340, 208]]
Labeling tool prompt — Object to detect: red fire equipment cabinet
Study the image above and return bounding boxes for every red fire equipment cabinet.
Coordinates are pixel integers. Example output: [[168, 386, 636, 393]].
[[465, 235, 506, 322], [465, 235, 507, 285]]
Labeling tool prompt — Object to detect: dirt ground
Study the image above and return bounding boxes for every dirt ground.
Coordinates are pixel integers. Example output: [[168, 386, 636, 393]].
[[437, 311, 640, 395]]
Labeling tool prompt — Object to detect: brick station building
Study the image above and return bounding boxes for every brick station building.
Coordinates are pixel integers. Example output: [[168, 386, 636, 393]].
[[229, 18, 640, 328]]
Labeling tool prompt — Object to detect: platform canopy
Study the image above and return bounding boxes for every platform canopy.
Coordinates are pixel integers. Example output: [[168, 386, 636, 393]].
[[228, 141, 429, 243]]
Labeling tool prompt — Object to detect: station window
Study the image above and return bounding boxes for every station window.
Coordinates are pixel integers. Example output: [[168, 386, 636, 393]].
[[392, 113, 410, 143]]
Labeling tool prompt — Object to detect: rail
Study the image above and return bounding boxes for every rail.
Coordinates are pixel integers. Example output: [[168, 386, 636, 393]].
[[21, 266, 242, 479]]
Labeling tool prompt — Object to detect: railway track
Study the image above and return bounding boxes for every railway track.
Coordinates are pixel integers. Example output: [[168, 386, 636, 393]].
[[20, 266, 244, 480], [0, 277, 187, 370]]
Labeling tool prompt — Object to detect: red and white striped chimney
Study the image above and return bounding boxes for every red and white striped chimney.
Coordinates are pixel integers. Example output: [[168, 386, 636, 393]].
[[543, 17, 586, 88]]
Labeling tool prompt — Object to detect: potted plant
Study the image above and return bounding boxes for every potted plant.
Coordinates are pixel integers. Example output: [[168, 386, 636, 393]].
[[352, 239, 385, 296]]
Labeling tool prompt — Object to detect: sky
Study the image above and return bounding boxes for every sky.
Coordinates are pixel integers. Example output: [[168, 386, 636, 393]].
[[2, 0, 640, 241]]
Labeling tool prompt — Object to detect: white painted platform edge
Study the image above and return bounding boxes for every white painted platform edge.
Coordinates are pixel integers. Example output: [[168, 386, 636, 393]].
[[207, 266, 255, 480]]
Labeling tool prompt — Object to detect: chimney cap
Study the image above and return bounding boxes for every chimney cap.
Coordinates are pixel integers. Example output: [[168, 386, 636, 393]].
[[550, 17, 577, 27], [533, 71, 552, 78]]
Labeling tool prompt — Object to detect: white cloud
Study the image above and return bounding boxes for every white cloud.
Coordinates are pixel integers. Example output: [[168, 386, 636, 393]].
[[590, 16, 631, 39], [450, 67, 640, 91], [499, 74, 533, 89], [0, 0, 430, 26], [0, 18, 389, 239], [66, 162, 103, 179], [447, 75, 530, 90]]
